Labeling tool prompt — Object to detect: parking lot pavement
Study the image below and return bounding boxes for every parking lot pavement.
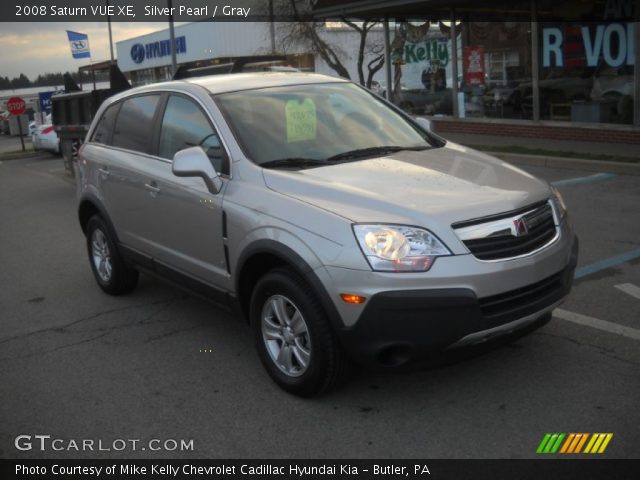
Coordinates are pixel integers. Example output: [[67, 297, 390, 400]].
[[1, 155, 639, 459]]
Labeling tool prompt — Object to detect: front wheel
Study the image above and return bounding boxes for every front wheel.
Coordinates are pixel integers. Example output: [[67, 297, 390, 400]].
[[250, 268, 348, 397], [86, 215, 138, 295]]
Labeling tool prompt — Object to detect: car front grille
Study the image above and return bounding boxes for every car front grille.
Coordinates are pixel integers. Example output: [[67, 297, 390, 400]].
[[454, 201, 558, 261]]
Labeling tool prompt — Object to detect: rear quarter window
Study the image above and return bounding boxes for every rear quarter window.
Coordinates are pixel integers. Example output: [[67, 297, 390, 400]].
[[111, 95, 160, 154], [90, 103, 120, 145]]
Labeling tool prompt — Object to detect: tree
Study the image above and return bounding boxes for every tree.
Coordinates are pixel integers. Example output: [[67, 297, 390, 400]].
[[276, 0, 385, 88], [10, 73, 31, 89], [341, 19, 385, 88]]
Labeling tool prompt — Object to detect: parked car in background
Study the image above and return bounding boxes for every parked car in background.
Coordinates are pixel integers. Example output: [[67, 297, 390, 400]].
[[0, 111, 10, 134], [32, 124, 59, 154], [590, 66, 634, 124]]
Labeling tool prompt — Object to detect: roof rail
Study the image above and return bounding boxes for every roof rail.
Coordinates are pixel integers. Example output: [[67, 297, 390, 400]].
[[173, 55, 289, 80]]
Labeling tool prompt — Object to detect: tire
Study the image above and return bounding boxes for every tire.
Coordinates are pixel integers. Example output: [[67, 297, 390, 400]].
[[85, 215, 138, 295], [250, 267, 348, 397]]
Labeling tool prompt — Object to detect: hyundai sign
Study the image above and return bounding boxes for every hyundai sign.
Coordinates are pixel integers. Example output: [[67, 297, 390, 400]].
[[130, 36, 187, 64], [38, 91, 63, 113]]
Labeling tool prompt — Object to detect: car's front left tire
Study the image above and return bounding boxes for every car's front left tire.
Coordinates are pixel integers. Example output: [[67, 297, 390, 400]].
[[86, 215, 138, 295], [250, 267, 348, 397]]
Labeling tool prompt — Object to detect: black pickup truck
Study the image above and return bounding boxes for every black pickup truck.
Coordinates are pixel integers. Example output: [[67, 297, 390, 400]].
[[51, 64, 130, 175]]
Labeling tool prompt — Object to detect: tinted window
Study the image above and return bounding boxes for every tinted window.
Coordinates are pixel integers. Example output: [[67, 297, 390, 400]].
[[159, 95, 227, 174], [91, 103, 120, 145], [112, 95, 160, 154]]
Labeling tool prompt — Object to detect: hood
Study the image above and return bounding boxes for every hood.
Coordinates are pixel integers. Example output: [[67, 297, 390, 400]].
[[262, 143, 551, 227]]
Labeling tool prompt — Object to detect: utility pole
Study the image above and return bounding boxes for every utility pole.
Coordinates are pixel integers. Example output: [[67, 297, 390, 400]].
[[168, 0, 178, 76], [107, 0, 114, 62]]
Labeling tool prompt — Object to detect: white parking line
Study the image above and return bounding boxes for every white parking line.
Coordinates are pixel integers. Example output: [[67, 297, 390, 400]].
[[554, 309, 640, 341], [614, 283, 640, 301]]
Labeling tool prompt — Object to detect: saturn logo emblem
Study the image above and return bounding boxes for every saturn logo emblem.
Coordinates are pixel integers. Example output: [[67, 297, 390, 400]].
[[513, 218, 529, 237]]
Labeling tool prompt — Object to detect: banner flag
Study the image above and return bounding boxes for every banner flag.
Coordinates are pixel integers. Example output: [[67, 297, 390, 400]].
[[66, 30, 90, 59]]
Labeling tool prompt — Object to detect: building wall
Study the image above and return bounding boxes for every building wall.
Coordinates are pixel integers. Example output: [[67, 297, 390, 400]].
[[116, 22, 279, 73], [116, 21, 386, 87]]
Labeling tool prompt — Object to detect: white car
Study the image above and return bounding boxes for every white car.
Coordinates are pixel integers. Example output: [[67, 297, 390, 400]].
[[32, 124, 59, 154]]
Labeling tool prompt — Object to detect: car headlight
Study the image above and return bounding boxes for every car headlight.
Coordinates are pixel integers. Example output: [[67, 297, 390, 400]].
[[353, 224, 451, 272], [550, 186, 567, 223]]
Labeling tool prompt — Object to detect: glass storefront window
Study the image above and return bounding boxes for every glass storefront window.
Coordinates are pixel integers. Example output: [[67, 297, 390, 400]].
[[459, 22, 534, 120], [538, 22, 635, 124], [389, 21, 455, 116]]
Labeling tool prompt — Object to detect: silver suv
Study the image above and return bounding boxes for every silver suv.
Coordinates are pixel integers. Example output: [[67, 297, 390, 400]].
[[77, 73, 578, 396]]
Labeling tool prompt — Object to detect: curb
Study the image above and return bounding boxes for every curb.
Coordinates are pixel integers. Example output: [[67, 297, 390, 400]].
[[488, 152, 640, 176]]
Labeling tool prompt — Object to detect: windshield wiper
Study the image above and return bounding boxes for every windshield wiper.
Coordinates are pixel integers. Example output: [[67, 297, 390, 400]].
[[327, 145, 430, 162], [260, 158, 329, 169]]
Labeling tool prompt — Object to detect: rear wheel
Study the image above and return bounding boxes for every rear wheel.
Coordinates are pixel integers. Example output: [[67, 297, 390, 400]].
[[250, 268, 348, 396], [86, 215, 138, 295]]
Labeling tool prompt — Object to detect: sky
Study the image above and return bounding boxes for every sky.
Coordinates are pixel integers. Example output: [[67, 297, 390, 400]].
[[0, 22, 170, 79]]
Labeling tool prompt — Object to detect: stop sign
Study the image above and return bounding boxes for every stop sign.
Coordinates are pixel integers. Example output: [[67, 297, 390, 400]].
[[7, 96, 26, 115]]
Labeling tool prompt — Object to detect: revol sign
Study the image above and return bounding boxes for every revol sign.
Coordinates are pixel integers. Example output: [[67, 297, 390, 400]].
[[543, 23, 635, 68]]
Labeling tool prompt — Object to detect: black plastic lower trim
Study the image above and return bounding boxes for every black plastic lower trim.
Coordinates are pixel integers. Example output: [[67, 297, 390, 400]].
[[338, 235, 578, 367]]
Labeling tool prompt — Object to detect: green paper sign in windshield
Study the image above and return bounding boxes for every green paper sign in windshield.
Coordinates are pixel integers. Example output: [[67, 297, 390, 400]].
[[286, 98, 317, 143]]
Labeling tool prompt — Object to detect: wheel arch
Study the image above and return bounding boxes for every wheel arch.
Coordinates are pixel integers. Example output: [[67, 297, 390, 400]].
[[235, 240, 343, 333], [78, 195, 117, 240]]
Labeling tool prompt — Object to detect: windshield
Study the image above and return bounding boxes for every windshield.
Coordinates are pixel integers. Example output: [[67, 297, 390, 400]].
[[214, 82, 441, 167]]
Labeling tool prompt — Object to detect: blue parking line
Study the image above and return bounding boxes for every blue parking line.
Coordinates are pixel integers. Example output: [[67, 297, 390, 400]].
[[575, 246, 640, 279], [551, 173, 616, 188]]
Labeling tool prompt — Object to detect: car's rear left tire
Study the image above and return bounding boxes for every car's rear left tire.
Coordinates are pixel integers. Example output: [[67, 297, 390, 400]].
[[250, 267, 348, 397], [86, 215, 138, 295]]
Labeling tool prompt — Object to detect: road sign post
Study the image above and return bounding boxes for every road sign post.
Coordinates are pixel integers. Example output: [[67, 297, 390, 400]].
[[7, 96, 27, 152]]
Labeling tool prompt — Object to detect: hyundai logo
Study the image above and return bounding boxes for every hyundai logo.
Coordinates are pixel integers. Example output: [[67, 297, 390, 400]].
[[72, 41, 87, 49], [131, 43, 145, 64]]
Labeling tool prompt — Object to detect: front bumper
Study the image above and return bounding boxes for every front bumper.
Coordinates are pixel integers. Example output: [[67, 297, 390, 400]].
[[334, 235, 578, 367]]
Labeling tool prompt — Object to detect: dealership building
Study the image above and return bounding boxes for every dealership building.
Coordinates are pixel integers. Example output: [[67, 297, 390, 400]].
[[112, 0, 639, 144], [312, 0, 640, 143], [115, 21, 383, 85]]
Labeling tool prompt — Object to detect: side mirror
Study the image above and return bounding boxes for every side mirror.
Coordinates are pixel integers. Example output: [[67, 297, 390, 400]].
[[415, 117, 432, 132], [172, 146, 223, 194]]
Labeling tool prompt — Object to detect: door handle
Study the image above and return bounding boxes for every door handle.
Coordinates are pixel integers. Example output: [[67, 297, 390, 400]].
[[145, 181, 161, 196], [98, 167, 109, 179]]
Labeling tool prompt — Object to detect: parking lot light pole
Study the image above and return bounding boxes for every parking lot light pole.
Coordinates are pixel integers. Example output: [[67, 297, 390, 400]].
[[450, 10, 459, 118], [107, 0, 114, 62], [383, 18, 393, 102], [531, 0, 540, 122]]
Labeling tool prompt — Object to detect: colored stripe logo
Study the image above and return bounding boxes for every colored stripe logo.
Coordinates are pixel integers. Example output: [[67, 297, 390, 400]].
[[537, 433, 613, 454]]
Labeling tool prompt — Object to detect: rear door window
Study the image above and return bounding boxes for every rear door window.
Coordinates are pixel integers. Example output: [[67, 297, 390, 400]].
[[158, 95, 228, 174], [112, 95, 160, 154]]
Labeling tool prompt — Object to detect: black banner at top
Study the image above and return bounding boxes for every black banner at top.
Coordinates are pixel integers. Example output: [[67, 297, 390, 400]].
[[1, 0, 638, 22]]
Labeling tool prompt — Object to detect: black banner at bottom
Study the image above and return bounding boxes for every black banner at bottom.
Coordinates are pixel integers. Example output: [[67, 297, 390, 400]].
[[3, 459, 639, 480]]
